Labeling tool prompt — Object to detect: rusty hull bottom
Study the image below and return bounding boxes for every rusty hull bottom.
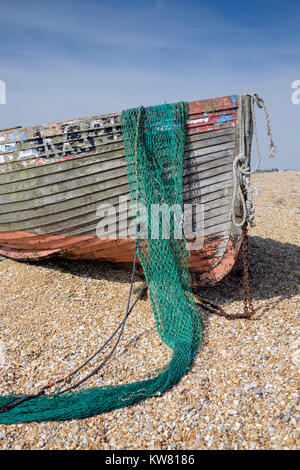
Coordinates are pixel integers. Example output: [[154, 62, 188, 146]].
[[0, 231, 240, 285]]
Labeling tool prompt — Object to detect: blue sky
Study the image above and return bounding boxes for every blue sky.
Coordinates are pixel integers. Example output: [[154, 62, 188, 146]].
[[0, 0, 299, 169]]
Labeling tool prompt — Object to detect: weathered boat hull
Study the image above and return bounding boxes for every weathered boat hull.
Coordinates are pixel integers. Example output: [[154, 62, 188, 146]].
[[0, 95, 253, 285]]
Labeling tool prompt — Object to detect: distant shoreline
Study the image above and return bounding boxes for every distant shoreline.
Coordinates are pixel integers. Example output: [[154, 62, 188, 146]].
[[256, 169, 299, 173]]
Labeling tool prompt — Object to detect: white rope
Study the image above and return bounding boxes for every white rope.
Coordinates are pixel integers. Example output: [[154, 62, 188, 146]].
[[232, 94, 275, 228]]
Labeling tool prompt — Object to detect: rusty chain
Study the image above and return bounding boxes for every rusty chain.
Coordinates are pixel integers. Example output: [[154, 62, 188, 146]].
[[193, 220, 255, 321]]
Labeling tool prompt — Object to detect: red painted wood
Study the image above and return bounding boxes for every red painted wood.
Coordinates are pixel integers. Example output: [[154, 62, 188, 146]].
[[188, 95, 238, 115], [0, 231, 238, 284]]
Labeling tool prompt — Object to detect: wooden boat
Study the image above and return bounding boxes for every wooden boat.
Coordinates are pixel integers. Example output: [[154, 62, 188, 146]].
[[0, 94, 254, 285]]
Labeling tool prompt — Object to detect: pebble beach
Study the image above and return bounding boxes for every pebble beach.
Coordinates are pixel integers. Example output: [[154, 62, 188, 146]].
[[0, 171, 299, 450]]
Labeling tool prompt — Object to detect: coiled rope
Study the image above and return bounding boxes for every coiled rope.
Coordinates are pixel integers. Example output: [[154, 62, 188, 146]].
[[232, 94, 276, 227]]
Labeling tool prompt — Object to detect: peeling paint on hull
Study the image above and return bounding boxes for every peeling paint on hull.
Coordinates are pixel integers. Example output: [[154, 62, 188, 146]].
[[0, 231, 239, 284]]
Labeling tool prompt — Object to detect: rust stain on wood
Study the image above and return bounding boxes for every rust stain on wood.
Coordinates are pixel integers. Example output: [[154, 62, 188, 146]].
[[0, 231, 238, 284]]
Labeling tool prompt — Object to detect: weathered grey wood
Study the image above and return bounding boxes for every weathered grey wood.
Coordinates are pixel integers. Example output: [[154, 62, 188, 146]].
[[183, 179, 233, 199], [1, 166, 235, 229], [186, 133, 235, 152], [1, 166, 130, 204], [0, 108, 234, 148], [184, 155, 234, 178], [0, 182, 233, 234], [0, 127, 234, 163], [184, 148, 234, 170], [0, 142, 235, 210], [0, 156, 232, 206], [0, 135, 124, 160], [0, 135, 235, 194], [203, 221, 231, 236], [67, 216, 232, 239], [0, 157, 127, 195], [182, 205, 231, 229], [0, 116, 122, 152], [0, 151, 233, 198], [53, 211, 232, 239], [0, 149, 127, 184], [0, 178, 130, 224], [0, 111, 235, 172], [0, 115, 235, 153], [48, 198, 232, 237], [186, 142, 235, 161], [187, 187, 232, 205], [0, 129, 235, 189], [33, 191, 233, 236], [185, 127, 236, 144], [1, 169, 233, 232], [183, 171, 233, 193], [183, 164, 233, 184], [69, 213, 232, 240]]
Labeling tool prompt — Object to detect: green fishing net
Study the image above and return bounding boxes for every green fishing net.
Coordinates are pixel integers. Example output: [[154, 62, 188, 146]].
[[0, 102, 202, 423]]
